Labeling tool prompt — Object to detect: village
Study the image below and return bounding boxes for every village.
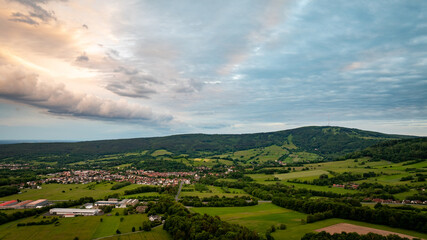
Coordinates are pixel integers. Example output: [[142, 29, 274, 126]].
[[22, 169, 195, 188]]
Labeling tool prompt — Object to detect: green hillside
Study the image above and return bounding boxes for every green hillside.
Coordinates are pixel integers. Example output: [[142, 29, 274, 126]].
[[0, 126, 412, 164]]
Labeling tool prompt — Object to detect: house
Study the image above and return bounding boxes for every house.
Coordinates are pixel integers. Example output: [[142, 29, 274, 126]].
[[149, 215, 161, 221], [136, 205, 148, 213]]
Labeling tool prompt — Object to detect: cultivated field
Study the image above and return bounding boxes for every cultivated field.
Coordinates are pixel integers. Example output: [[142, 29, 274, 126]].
[[315, 223, 420, 239]]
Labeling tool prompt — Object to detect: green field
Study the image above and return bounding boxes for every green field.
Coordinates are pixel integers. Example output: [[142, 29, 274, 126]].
[[0, 183, 149, 201], [101, 226, 171, 240], [191, 203, 427, 240], [179, 185, 249, 198], [191, 203, 307, 234], [0, 210, 155, 240], [248, 169, 330, 184]]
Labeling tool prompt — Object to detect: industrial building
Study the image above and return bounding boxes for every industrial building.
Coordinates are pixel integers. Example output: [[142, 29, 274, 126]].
[[118, 199, 139, 208], [0, 200, 17, 209], [49, 208, 102, 217], [12, 200, 33, 209], [94, 200, 119, 207], [26, 199, 49, 208]]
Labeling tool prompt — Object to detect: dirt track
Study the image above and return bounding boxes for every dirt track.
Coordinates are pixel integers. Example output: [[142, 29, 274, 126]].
[[315, 223, 422, 240]]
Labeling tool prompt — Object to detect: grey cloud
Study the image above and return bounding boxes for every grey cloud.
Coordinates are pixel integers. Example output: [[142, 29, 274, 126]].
[[106, 76, 158, 98], [82, 24, 88, 29], [114, 66, 139, 76], [9, 12, 38, 25], [0, 64, 169, 122], [8, 0, 66, 25], [174, 79, 204, 93], [75, 53, 89, 62]]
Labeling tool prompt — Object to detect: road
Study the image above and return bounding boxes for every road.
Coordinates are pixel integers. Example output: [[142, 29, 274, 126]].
[[175, 181, 183, 202]]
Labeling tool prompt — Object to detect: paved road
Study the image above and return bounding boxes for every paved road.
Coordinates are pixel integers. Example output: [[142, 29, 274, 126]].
[[175, 181, 183, 202]]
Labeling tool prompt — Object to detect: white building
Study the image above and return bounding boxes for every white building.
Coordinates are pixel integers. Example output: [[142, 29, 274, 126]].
[[94, 200, 119, 207], [49, 208, 102, 217]]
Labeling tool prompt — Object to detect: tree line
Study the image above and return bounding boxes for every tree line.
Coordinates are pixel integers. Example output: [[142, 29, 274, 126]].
[[179, 196, 257, 207]]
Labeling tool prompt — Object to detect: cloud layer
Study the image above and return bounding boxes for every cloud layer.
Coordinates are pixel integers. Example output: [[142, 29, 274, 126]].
[[0, 0, 426, 139]]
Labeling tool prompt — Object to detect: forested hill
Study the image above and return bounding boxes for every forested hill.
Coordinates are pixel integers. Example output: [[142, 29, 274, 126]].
[[0, 126, 413, 160], [344, 137, 427, 162]]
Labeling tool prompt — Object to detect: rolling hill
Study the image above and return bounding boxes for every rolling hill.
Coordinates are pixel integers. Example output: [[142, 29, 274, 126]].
[[0, 126, 414, 164]]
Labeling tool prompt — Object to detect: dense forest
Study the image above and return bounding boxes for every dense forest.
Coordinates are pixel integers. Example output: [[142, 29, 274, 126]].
[[344, 138, 427, 162], [0, 126, 410, 164]]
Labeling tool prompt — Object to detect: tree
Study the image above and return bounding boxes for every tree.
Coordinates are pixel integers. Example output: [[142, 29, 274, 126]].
[[116, 229, 121, 234], [132, 226, 135, 232], [270, 225, 276, 232], [142, 220, 151, 231]]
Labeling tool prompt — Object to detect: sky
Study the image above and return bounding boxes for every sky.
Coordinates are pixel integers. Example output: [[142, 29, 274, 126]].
[[0, 0, 426, 140]]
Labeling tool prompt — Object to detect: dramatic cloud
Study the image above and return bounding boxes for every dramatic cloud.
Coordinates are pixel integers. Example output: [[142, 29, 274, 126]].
[[0, 64, 169, 122]]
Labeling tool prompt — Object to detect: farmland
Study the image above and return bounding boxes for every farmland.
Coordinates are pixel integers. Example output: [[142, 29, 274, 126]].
[[191, 203, 427, 240]]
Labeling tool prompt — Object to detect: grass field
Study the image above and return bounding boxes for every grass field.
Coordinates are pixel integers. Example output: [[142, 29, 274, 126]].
[[191, 203, 307, 234], [191, 203, 427, 240], [248, 170, 330, 183], [179, 185, 249, 198], [101, 226, 171, 240], [0, 183, 149, 201], [0, 210, 152, 240]]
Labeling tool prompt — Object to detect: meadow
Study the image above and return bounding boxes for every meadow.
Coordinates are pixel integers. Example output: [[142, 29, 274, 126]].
[[179, 185, 249, 198], [100, 227, 171, 240]]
